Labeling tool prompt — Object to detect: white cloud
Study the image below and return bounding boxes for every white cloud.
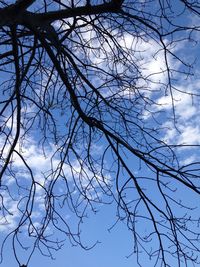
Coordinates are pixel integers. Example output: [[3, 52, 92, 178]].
[[0, 193, 20, 232], [157, 90, 196, 118], [178, 125, 200, 145], [181, 155, 198, 166], [0, 127, 111, 234], [117, 33, 170, 91]]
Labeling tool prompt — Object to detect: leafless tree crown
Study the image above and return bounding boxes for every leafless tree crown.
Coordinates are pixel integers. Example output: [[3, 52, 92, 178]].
[[0, 0, 200, 266]]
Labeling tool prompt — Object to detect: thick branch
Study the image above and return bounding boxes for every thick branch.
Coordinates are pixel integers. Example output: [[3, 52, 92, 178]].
[[13, 0, 35, 10], [0, 1, 121, 27], [23, 2, 120, 24]]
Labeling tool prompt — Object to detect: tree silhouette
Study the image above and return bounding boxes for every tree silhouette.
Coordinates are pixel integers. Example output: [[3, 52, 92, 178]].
[[0, 0, 200, 266]]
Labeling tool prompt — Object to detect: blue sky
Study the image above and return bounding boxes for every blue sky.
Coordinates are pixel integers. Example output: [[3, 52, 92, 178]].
[[1, 179, 150, 267], [1, 1, 200, 267], [0, 203, 135, 267]]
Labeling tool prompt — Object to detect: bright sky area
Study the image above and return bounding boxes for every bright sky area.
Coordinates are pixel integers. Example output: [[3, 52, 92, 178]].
[[1, 1, 200, 267]]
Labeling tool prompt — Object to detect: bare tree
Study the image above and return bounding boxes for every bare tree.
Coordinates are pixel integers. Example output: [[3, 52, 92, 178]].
[[0, 0, 200, 266]]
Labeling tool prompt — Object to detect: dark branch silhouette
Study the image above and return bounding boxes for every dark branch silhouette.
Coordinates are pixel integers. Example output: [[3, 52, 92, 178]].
[[0, 1, 200, 266]]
